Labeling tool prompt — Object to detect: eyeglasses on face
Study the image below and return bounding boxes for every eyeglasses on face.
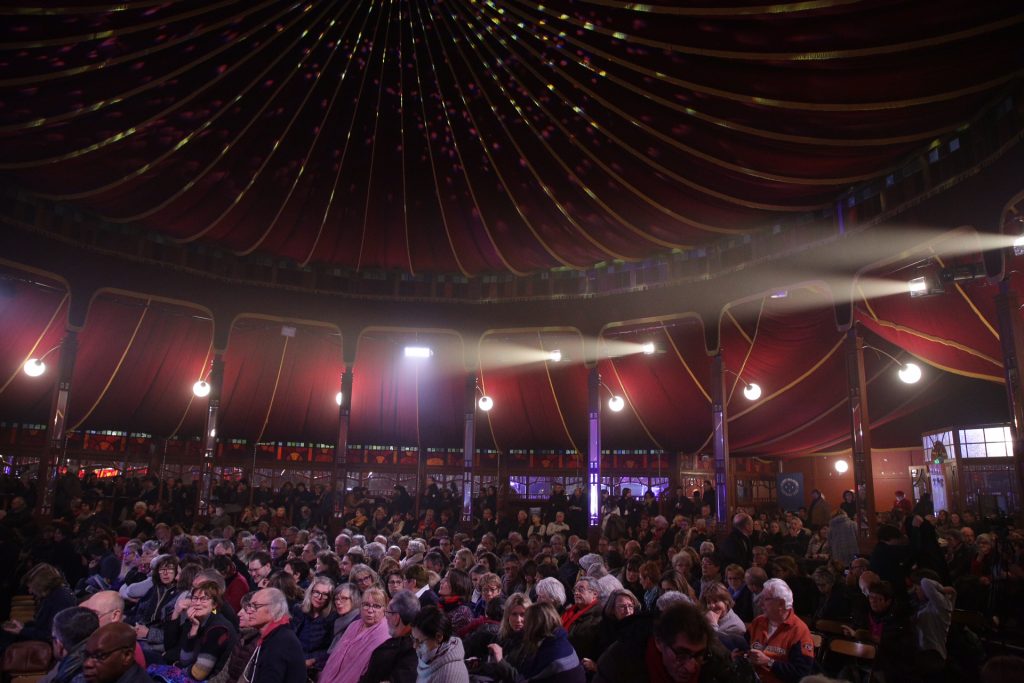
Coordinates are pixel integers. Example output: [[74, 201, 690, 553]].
[[189, 593, 213, 602], [662, 645, 709, 664], [83, 647, 131, 662], [311, 590, 330, 599], [362, 603, 385, 611], [243, 601, 270, 612]]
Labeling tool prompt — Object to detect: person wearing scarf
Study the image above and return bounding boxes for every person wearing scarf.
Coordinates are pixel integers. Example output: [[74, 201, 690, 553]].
[[318, 587, 390, 683], [410, 607, 469, 683], [560, 578, 602, 666], [437, 569, 474, 634], [329, 583, 362, 650], [242, 588, 306, 683]]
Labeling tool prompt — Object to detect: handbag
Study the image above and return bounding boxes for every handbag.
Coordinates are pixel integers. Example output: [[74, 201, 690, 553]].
[[2, 640, 54, 674]]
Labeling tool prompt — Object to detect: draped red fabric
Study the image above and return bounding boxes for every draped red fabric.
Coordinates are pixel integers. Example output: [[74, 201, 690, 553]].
[[2, 2, 1019, 274], [349, 332, 464, 448], [478, 332, 589, 452], [218, 319, 343, 443], [0, 277, 69, 423]]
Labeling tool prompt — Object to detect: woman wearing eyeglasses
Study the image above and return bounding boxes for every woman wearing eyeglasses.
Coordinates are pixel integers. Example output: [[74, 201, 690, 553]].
[[152, 581, 238, 682], [328, 583, 361, 650], [291, 577, 337, 670], [410, 606, 469, 683], [318, 586, 390, 683]]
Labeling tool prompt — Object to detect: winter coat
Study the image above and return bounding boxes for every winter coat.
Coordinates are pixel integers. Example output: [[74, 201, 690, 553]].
[[291, 609, 337, 668], [415, 636, 469, 683], [358, 635, 417, 683]]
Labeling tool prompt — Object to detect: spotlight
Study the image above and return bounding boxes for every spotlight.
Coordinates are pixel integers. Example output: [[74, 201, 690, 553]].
[[834, 459, 849, 474], [335, 392, 343, 406], [547, 349, 562, 362], [23, 359, 46, 377], [404, 346, 433, 358], [898, 363, 922, 384], [607, 395, 625, 412], [742, 383, 762, 401], [477, 395, 494, 412], [192, 380, 211, 397], [1014, 234, 1024, 257], [908, 271, 944, 298], [641, 342, 656, 355]]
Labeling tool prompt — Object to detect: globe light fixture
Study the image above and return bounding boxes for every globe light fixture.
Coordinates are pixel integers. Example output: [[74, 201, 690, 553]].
[[23, 358, 46, 377], [192, 380, 211, 397], [607, 395, 625, 412], [742, 382, 762, 401], [477, 395, 494, 412], [834, 459, 849, 474], [898, 362, 922, 384]]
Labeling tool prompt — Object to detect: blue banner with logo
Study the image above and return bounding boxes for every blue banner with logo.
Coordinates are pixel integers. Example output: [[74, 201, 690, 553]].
[[777, 472, 804, 511]]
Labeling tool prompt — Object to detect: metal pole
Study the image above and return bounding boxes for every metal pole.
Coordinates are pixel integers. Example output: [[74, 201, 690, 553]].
[[845, 328, 877, 540], [711, 355, 729, 524], [994, 281, 1024, 513], [196, 354, 224, 521], [333, 365, 353, 518], [37, 330, 78, 517], [587, 367, 601, 536], [462, 374, 477, 524]]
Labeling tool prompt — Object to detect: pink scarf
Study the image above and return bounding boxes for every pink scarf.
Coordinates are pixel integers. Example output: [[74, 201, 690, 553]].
[[318, 617, 389, 683]]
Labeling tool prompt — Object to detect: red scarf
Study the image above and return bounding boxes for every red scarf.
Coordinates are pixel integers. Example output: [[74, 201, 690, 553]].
[[258, 615, 291, 645], [561, 601, 597, 631]]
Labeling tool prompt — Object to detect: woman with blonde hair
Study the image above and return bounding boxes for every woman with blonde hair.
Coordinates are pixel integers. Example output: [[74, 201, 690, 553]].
[[318, 586, 390, 683], [291, 575, 336, 670], [488, 602, 584, 682]]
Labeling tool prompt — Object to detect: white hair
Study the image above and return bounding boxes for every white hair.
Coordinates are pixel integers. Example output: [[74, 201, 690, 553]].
[[535, 577, 566, 606], [761, 578, 794, 610], [578, 553, 605, 572], [656, 590, 693, 611], [263, 588, 291, 620]]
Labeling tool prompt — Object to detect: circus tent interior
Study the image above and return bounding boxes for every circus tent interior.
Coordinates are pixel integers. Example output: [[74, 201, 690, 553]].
[[1, 0, 1023, 519]]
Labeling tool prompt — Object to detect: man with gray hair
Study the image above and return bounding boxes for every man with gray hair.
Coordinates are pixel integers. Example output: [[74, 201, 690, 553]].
[[359, 590, 420, 683], [242, 588, 306, 683], [43, 606, 99, 683]]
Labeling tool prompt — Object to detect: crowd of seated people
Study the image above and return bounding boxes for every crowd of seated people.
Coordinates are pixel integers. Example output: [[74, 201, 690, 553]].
[[0, 473, 1022, 683]]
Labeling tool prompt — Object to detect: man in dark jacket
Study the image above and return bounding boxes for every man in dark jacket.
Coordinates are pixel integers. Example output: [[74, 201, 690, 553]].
[[46, 606, 99, 683], [595, 602, 753, 682], [359, 590, 420, 683], [81, 623, 151, 683], [245, 588, 307, 683], [720, 513, 754, 569]]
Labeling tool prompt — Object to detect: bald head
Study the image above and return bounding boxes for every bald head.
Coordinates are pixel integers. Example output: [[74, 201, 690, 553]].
[[81, 591, 125, 626], [82, 623, 136, 683]]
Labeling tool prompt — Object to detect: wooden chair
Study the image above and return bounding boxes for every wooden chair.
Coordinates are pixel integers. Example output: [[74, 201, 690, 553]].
[[829, 638, 876, 683], [813, 619, 849, 636]]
